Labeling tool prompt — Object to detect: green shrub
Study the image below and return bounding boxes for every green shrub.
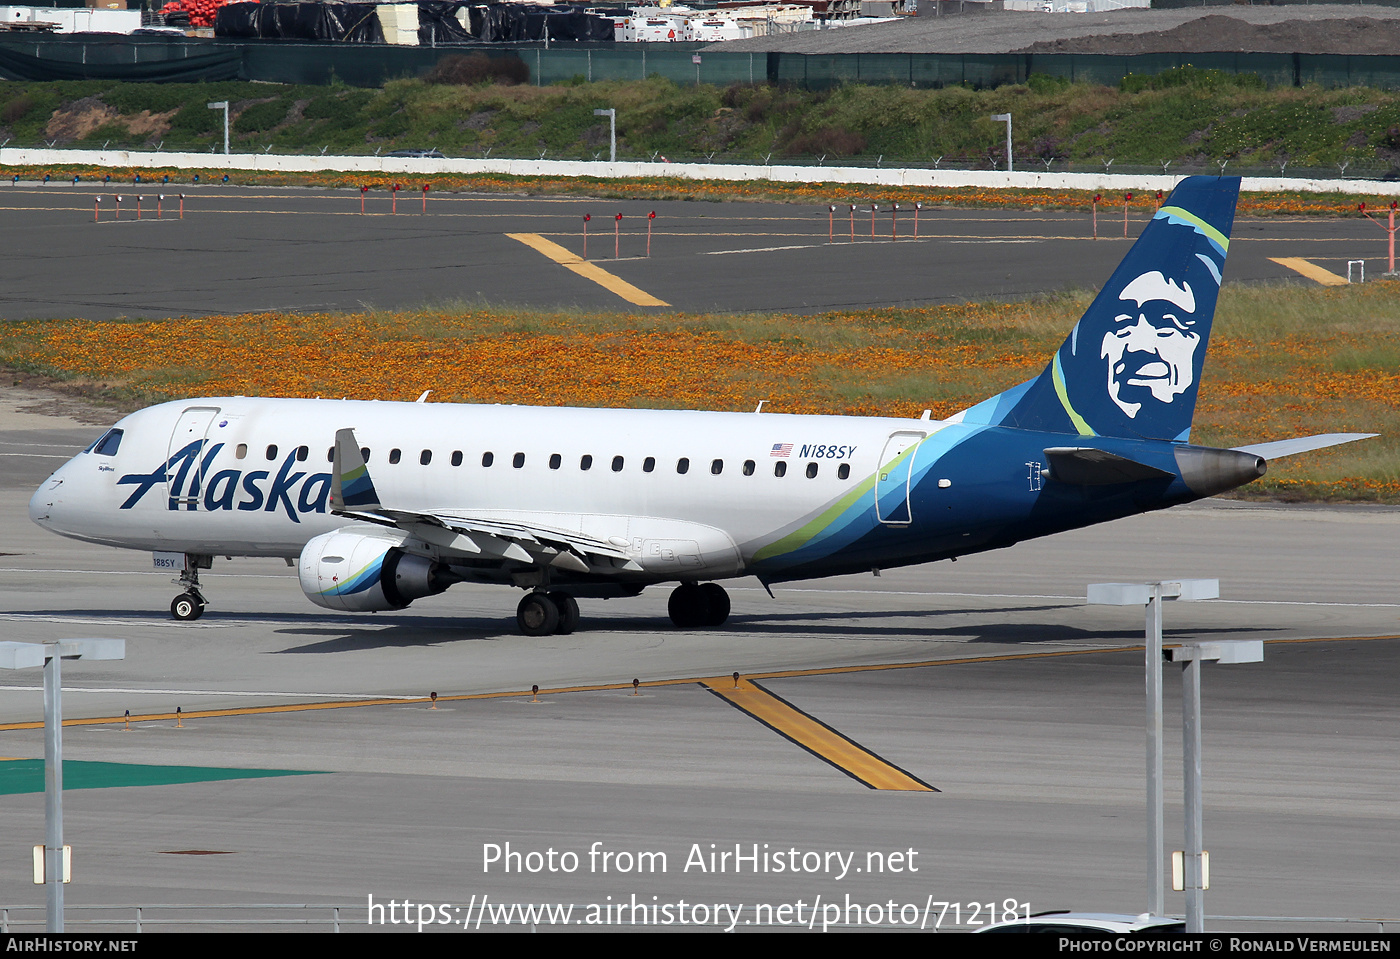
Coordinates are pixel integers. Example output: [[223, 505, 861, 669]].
[[233, 100, 291, 134]]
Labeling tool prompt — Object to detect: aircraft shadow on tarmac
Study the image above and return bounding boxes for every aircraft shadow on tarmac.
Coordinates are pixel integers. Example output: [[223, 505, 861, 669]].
[[250, 606, 1287, 654], [15, 604, 1289, 653]]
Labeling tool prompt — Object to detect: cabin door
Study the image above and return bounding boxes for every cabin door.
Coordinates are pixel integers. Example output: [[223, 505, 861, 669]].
[[166, 406, 221, 510], [875, 431, 924, 525]]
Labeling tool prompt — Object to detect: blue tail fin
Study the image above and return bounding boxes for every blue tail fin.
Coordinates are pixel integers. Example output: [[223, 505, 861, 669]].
[[958, 176, 1239, 442]]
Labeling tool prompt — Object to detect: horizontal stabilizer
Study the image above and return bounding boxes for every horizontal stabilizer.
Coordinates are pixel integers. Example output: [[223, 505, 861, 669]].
[[1232, 433, 1378, 459], [1044, 447, 1175, 486]]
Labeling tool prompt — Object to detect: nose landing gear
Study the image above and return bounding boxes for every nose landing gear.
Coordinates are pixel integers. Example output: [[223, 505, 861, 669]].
[[168, 554, 210, 621], [171, 592, 205, 621]]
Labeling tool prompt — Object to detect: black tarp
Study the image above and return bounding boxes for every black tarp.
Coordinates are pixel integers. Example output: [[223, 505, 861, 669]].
[[417, 2, 478, 44], [466, 4, 612, 42], [215, 2, 385, 43], [0, 39, 241, 82]]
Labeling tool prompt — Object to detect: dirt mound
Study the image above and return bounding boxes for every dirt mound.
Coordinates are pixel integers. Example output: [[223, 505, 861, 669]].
[[44, 95, 174, 144], [1015, 14, 1400, 55]]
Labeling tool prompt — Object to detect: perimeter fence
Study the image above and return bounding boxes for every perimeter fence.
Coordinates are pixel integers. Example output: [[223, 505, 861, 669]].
[[7, 34, 1400, 91]]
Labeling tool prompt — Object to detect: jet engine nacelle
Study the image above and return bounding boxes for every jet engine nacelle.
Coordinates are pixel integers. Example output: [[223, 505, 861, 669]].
[[298, 528, 453, 612]]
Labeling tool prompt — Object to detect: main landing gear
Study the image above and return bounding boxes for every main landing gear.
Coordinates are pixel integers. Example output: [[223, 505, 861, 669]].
[[667, 582, 730, 629], [516, 590, 580, 637], [513, 583, 732, 635]]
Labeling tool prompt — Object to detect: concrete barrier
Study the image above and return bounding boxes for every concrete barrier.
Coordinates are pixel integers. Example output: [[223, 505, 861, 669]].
[[1, 147, 1396, 198]]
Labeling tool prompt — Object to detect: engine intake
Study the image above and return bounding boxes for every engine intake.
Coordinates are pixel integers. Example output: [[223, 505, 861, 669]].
[[299, 529, 454, 612]]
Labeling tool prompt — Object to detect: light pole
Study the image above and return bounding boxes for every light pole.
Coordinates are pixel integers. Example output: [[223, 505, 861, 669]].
[[593, 108, 616, 164], [990, 112, 1012, 172], [207, 100, 229, 155], [0, 639, 126, 932], [1168, 639, 1263, 933], [1087, 578, 1219, 917]]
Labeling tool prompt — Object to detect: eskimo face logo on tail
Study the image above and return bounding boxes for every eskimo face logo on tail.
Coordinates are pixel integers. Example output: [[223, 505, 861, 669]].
[[1102, 271, 1201, 419], [117, 440, 331, 522], [1046, 213, 1227, 441]]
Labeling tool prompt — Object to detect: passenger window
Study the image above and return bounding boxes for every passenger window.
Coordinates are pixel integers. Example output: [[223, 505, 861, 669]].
[[643, 457, 656, 473], [612, 455, 624, 472], [389, 449, 402, 465], [837, 463, 850, 480], [677, 458, 689, 475], [580, 454, 593, 471], [92, 429, 123, 456], [326, 447, 334, 463], [806, 462, 818, 479], [711, 459, 723, 475], [420, 450, 432, 466], [774, 461, 787, 477], [482, 452, 493, 467], [361, 447, 371, 462], [451, 451, 463, 467], [742, 460, 755, 476], [549, 453, 562, 470], [513, 452, 525, 469], [296, 446, 308, 462], [236, 443, 248, 460], [266, 444, 278, 461]]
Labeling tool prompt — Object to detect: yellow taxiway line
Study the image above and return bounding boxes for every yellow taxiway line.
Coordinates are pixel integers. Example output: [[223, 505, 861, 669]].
[[5, 636, 1394, 733], [5, 637, 1394, 789], [506, 232, 669, 306], [1270, 256, 1350, 286], [701, 677, 935, 791]]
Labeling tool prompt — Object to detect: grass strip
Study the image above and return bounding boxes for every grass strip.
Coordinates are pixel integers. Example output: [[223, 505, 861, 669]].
[[2, 281, 1393, 502]]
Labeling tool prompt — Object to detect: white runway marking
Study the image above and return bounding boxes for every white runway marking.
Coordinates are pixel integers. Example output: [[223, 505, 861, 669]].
[[705, 244, 824, 255], [742, 587, 1400, 608], [0, 568, 291, 578], [0, 613, 379, 630], [0, 685, 418, 699]]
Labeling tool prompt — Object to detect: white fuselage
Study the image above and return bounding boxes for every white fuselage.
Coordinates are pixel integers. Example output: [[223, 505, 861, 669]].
[[31, 397, 949, 581]]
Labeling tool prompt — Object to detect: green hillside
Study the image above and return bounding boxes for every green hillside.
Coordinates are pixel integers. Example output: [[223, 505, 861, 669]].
[[4, 67, 1400, 175]]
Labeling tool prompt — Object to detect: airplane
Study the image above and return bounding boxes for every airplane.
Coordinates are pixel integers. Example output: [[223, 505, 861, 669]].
[[29, 176, 1373, 636]]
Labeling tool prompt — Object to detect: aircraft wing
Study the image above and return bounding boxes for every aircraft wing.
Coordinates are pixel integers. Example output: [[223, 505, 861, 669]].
[[329, 428, 642, 574], [1232, 433, 1378, 459]]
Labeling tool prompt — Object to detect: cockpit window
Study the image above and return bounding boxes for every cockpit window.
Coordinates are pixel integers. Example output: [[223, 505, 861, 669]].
[[90, 429, 123, 456]]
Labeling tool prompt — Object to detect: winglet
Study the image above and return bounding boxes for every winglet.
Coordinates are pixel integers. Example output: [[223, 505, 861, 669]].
[[331, 428, 382, 512]]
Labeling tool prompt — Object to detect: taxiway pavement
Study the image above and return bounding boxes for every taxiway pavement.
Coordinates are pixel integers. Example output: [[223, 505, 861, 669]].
[[0, 188, 1395, 932], [1, 415, 1396, 931], [0, 184, 1388, 318]]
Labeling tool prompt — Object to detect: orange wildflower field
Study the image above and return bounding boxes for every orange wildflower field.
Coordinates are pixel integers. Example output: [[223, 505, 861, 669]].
[[1, 283, 1395, 502]]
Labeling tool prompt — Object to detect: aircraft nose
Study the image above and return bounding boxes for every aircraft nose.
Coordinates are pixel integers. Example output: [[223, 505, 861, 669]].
[[29, 471, 65, 529]]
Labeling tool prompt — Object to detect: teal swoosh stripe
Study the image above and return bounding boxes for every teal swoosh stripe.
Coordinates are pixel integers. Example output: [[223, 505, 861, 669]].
[[322, 555, 385, 596], [752, 425, 984, 568], [1154, 205, 1228, 255]]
